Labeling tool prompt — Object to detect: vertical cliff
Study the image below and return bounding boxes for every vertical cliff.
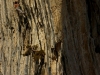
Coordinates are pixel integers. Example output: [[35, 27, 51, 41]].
[[0, 0, 62, 75], [62, 0, 100, 75], [0, 0, 100, 75]]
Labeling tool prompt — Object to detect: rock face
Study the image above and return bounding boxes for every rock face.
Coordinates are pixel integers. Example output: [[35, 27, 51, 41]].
[[0, 0, 62, 75], [62, 0, 100, 75], [0, 0, 100, 75]]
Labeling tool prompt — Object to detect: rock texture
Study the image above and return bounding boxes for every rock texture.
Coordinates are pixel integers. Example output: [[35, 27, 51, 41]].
[[0, 0, 62, 75], [0, 0, 100, 75], [62, 0, 100, 75]]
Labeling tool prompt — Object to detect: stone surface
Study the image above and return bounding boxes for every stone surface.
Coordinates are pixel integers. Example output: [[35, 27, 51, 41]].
[[62, 0, 100, 75], [0, 0, 100, 75], [0, 0, 62, 75]]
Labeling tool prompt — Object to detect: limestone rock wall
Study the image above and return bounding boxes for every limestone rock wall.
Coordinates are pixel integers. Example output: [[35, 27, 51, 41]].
[[1, 0, 100, 75], [62, 0, 100, 75], [0, 0, 62, 75]]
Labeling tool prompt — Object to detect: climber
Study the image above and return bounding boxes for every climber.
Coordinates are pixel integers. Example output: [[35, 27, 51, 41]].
[[13, 1, 19, 8], [13, 1, 25, 17]]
